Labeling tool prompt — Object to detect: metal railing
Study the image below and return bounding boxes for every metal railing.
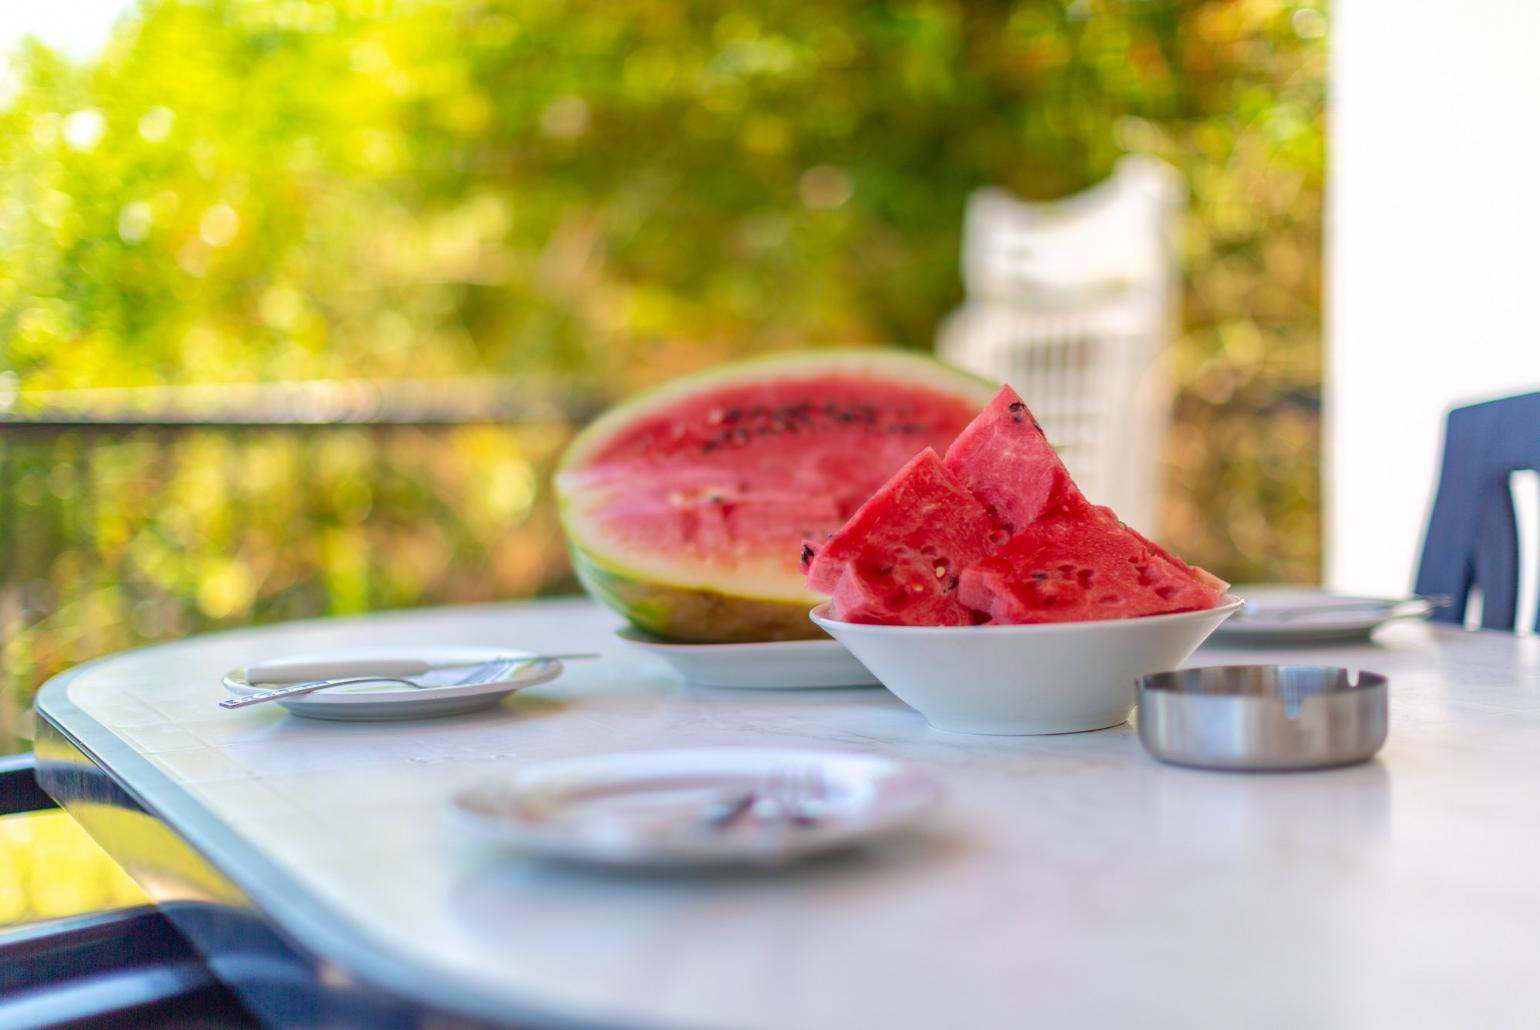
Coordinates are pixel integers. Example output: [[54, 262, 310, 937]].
[[0, 379, 598, 757]]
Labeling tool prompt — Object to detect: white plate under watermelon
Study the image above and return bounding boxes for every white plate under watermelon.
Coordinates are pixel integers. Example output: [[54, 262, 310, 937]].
[[615, 627, 881, 689]]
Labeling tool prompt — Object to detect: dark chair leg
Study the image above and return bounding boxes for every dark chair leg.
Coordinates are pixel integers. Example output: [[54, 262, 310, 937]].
[[0, 907, 256, 1029], [0, 754, 56, 816]]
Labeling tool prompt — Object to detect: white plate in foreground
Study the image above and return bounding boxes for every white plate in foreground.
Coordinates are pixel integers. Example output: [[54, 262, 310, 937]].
[[222, 647, 565, 720], [614, 628, 879, 688], [450, 747, 940, 869], [1209, 586, 1438, 645]]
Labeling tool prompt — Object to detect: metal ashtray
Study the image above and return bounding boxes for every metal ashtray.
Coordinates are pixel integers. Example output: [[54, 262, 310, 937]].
[[1137, 665, 1388, 771]]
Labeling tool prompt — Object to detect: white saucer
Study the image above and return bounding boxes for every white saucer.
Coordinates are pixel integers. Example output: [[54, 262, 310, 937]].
[[449, 746, 941, 869], [614, 628, 879, 689], [222, 647, 565, 720], [1208, 587, 1437, 645]]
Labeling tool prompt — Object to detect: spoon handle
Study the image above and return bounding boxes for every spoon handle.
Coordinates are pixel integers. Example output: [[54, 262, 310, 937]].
[[244, 657, 433, 684], [244, 653, 598, 684]]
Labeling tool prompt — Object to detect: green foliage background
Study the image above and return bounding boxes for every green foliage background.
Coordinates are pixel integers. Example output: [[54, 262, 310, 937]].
[[0, 0, 1324, 732]]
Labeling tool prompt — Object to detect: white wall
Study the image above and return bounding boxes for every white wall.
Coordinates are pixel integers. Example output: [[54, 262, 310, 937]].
[[1327, 0, 1540, 594]]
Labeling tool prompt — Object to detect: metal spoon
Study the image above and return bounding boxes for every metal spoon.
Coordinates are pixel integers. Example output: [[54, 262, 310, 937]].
[[220, 655, 549, 710], [243, 652, 598, 685]]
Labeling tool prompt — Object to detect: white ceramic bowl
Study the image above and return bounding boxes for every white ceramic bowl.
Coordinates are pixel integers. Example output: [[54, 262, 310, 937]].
[[809, 596, 1244, 735]]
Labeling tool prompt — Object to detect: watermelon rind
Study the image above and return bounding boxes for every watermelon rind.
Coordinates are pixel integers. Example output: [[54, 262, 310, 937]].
[[556, 349, 998, 642], [568, 544, 827, 643]]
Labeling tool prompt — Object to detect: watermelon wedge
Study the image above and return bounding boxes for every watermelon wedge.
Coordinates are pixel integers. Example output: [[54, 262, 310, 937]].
[[804, 449, 1003, 626], [810, 384, 1227, 626], [957, 500, 1228, 624], [1120, 523, 1230, 598], [555, 350, 997, 641], [942, 384, 1083, 533]]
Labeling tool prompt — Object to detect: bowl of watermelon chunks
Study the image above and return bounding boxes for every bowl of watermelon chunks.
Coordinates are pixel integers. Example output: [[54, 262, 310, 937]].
[[806, 386, 1242, 735]]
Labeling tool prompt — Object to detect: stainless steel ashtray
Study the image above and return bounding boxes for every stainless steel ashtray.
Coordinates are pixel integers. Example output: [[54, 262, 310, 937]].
[[1137, 665, 1388, 771]]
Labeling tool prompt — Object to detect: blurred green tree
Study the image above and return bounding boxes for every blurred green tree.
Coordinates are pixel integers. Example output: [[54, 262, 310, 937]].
[[2, 0, 1321, 386]]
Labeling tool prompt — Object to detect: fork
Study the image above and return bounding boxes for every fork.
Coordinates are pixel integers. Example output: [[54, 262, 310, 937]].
[[693, 765, 830, 833], [749, 765, 829, 828], [219, 657, 520, 710]]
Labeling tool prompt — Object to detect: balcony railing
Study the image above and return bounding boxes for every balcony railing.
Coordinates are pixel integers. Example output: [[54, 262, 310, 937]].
[[0, 379, 599, 758]]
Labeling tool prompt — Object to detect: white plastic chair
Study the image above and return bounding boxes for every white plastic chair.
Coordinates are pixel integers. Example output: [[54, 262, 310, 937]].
[[937, 156, 1183, 532]]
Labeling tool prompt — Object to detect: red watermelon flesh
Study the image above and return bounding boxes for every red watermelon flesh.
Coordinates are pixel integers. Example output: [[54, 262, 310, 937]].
[[829, 565, 978, 627], [942, 384, 1083, 534], [1120, 522, 1230, 598], [957, 499, 1228, 624], [805, 448, 1002, 626]]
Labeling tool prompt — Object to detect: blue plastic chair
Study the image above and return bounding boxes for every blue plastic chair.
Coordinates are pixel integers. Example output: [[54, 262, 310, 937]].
[[1414, 391, 1540, 632]]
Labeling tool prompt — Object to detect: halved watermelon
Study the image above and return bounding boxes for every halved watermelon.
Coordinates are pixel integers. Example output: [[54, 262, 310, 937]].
[[804, 449, 1002, 626], [556, 350, 997, 641], [957, 499, 1229, 623]]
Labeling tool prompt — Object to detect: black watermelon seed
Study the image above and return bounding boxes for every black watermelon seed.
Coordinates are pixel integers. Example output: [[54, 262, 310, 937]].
[[1009, 401, 1026, 412], [800, 543, 815, 565], [1031, 571, 1049, 581]]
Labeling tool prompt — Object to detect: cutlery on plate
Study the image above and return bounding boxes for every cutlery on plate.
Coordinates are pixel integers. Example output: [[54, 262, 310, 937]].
[[220, 656, 523, 710], [1240, 595, 1451, 622], [697, 766, 830, 832], [242, 653, 598, 685]]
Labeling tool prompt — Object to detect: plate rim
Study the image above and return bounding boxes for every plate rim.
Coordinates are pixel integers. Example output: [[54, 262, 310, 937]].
[[612, 626, 880, 689], [449, 745, 941, 867], [611, 625, 841, 654], [1216, 588, 1426, 636]]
